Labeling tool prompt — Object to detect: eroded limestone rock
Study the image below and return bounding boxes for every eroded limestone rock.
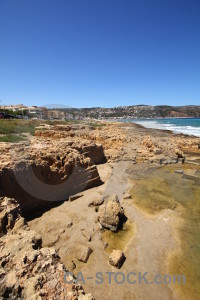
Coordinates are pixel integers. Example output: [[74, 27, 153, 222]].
[[77, 245, 93, 263], [0, 140, 103, 215], [0, 197, 24, 236], [0, 198, 95, 299], [109, 250, 126, 269], [98, 194, 126, 232]]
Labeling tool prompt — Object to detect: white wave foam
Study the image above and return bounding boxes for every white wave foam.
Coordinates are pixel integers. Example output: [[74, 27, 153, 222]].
[[133, 120, 200, 137]]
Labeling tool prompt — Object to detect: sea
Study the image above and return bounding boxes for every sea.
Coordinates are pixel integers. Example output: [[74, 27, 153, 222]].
[[122, 118, 200, 137]]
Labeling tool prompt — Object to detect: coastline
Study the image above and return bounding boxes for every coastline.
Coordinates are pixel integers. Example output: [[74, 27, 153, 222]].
[[124, 120, 200, 140], [122, 118, 200, 138], [0, 119, 200, 299]]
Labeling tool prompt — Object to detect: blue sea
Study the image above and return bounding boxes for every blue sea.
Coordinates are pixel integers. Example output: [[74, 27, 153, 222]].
[[124, 118, 200, 137]]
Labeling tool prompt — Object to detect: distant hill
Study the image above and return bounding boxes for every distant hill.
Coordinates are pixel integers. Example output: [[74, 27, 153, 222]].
[[42, 104, 200, 119], [44, 104, 72, 109], [75, 105, 200, 119]]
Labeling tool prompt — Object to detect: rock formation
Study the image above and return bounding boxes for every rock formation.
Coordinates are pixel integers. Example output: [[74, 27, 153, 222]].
[[109, 250, 126, 269], [76, 245, 93, 263], [0, 197, 25, 236], [0, 197, 94, 300], [98, 194, 126, 232], [0, 139, 103, 215], [80, 144, 106, 165]]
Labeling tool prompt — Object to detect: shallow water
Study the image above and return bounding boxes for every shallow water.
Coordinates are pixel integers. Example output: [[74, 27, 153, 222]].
[[131, 164, 200, 300], [102, 221, 135, 254]]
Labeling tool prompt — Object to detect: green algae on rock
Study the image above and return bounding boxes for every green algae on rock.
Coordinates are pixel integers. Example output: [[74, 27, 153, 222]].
[[131, 164, 200, 300], [102, 221, 135, 254]]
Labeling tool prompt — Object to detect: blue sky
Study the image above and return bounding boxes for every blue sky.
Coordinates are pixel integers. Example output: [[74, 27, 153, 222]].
[[0, 0, 200, 108]]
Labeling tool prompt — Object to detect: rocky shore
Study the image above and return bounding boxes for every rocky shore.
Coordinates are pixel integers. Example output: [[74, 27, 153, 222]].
[[0, 121, 200, 299], [0, 197, 94, 300]]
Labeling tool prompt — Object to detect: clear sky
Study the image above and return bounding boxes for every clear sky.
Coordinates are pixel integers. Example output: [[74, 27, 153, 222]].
[[0, 0, 200, 108]]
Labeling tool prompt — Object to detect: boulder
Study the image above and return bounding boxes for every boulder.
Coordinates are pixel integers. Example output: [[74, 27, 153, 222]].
[[77, 245, 93, 263], [98, 194, 126, 232], [109, 250, 126, 269]]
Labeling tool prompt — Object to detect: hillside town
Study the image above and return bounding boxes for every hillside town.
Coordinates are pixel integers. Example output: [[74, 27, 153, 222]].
[[1, 103, 200, 120], [0, 104, 74, 120]]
